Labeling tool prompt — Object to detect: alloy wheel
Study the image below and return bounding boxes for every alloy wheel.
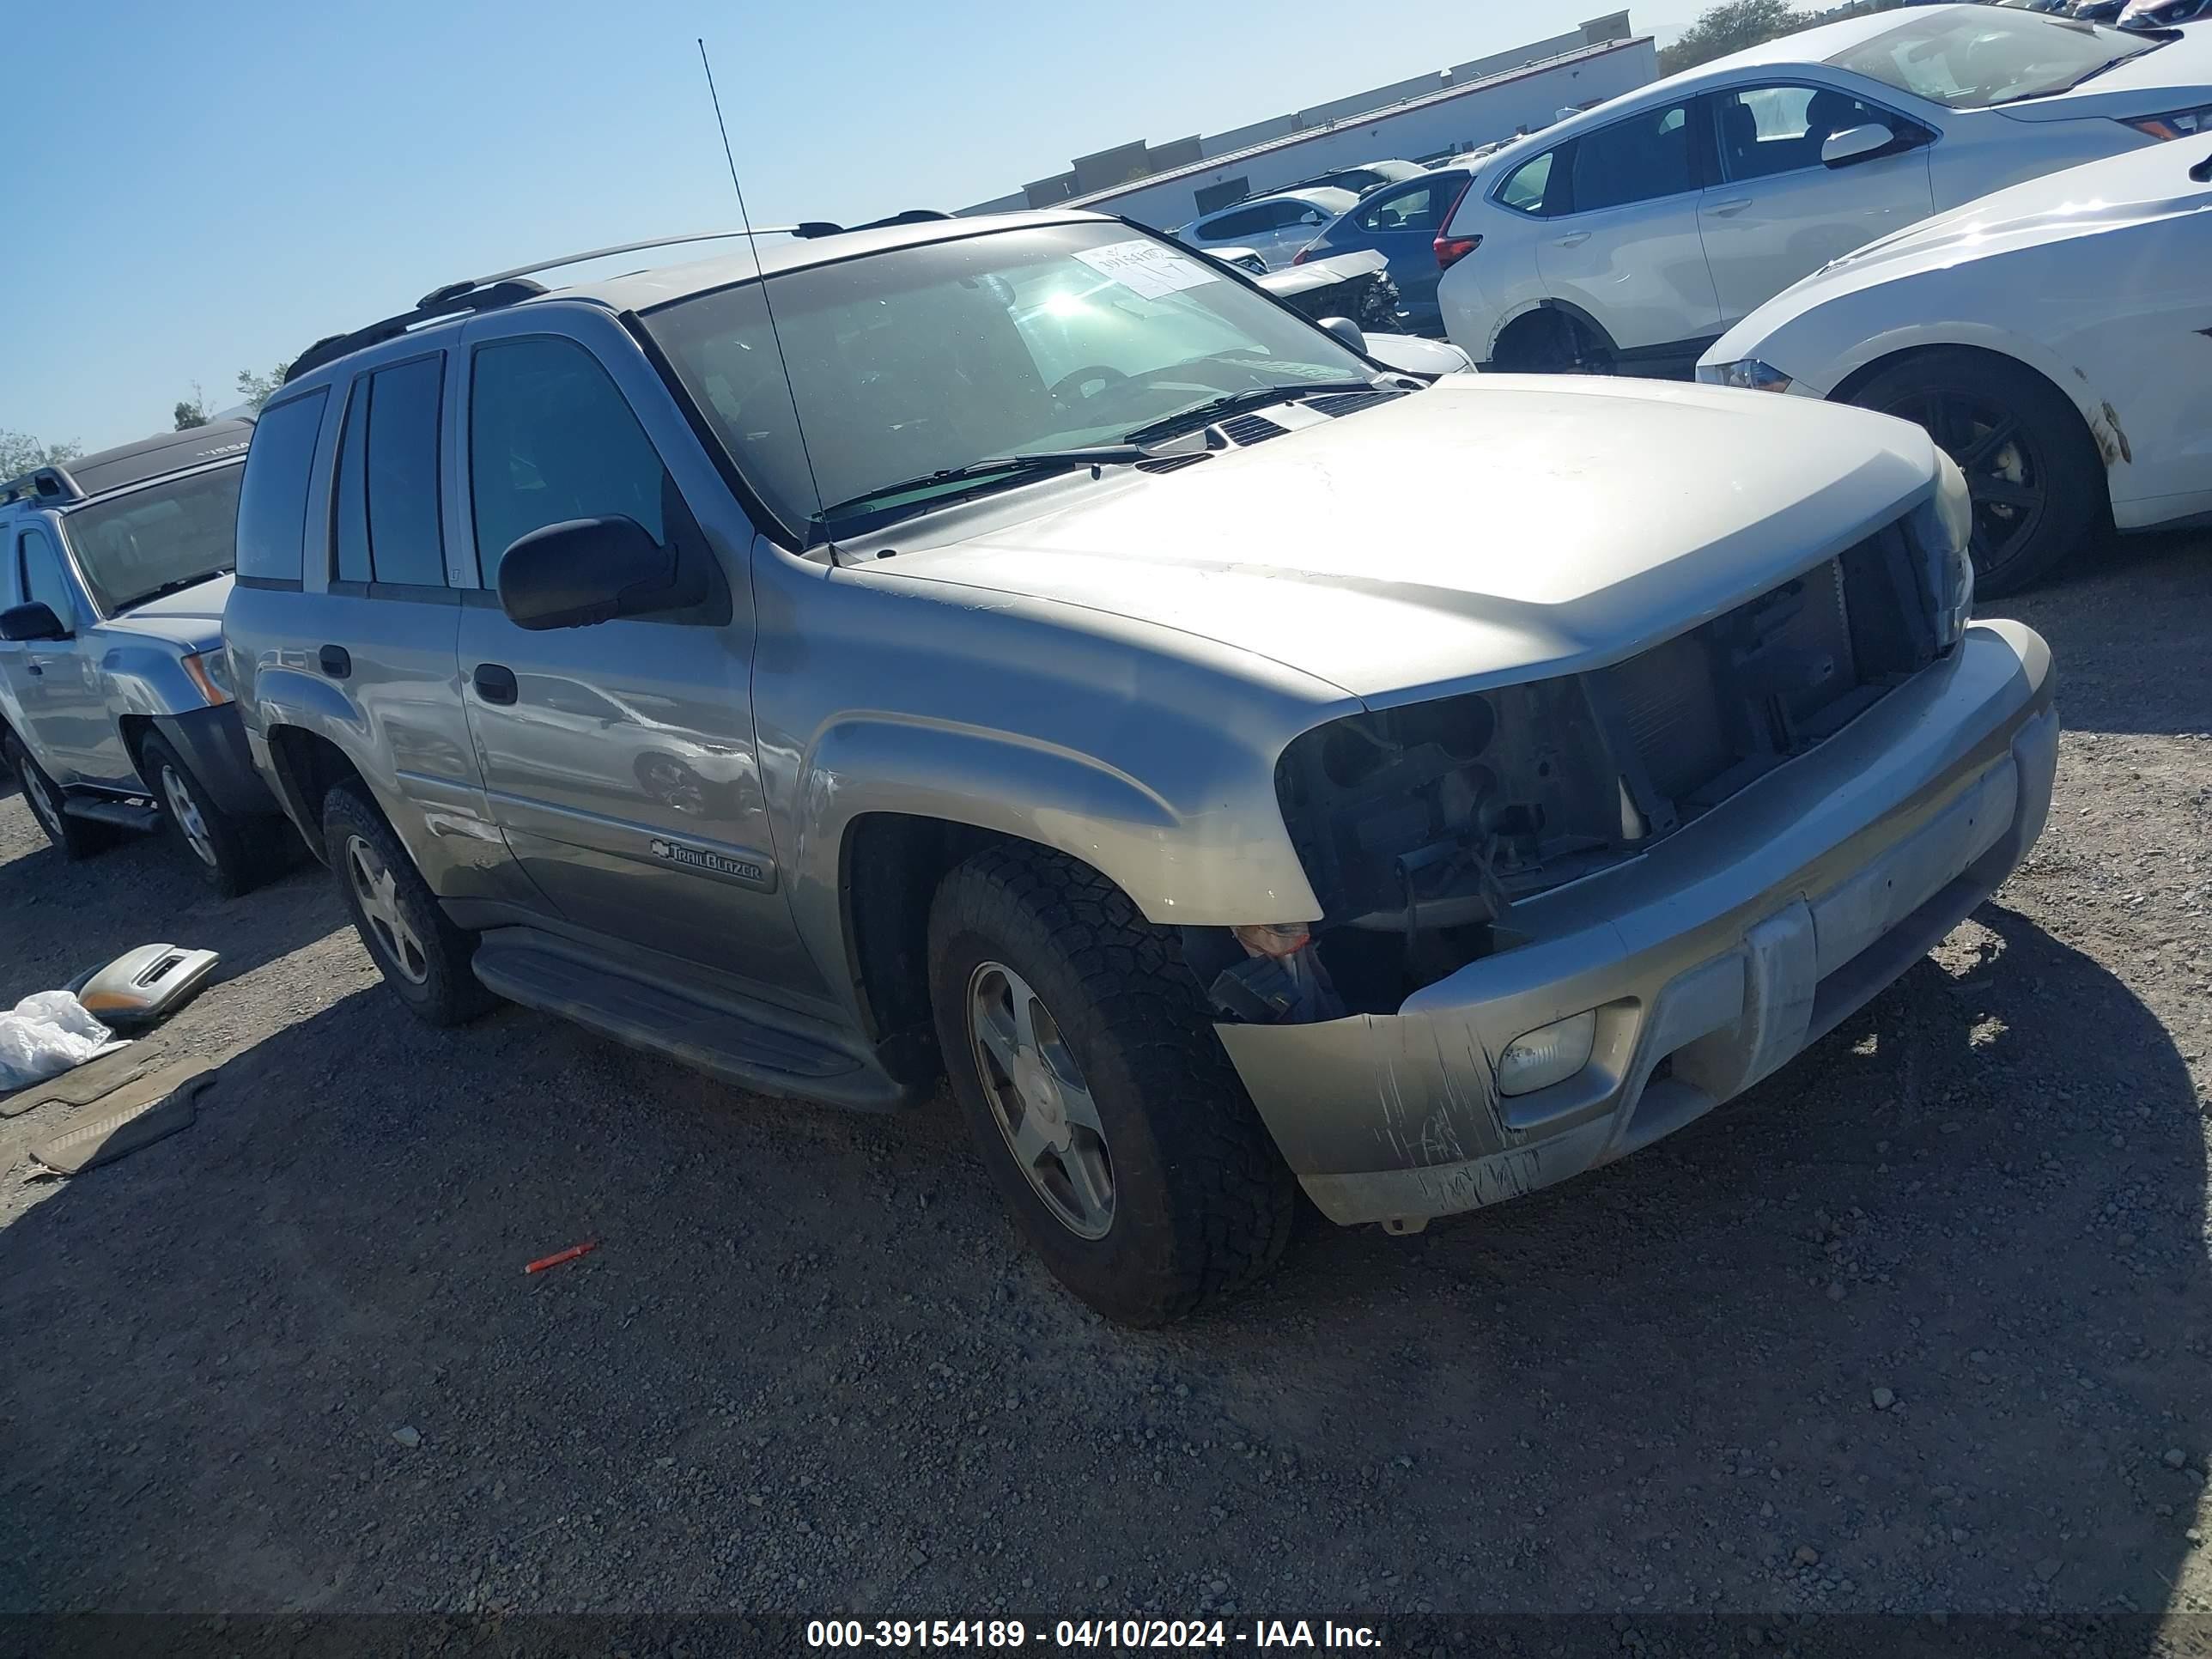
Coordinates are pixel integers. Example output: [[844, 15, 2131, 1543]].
[[1887, 388, 2047, 586], [344, 833, 429, 984], [160, 763, 217, 868], [966, 961, 1115, 1239], [20, 762, 64, 841]]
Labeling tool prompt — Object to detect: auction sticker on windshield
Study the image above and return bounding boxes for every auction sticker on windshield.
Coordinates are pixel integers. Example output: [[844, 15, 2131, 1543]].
[[1071, 239, 1219, 301]]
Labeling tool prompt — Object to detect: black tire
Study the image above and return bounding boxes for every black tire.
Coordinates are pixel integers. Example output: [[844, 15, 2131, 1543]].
[[137, 730, 281, 896], [928, 845, 1297, 1326], [321, 781, 495, 1027], [1848, 349, 2103, 598], [1494, 307, 1616, 375], [2, 730, 107, 860]]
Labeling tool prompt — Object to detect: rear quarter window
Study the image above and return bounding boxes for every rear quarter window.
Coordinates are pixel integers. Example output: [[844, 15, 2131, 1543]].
[[1495, 150, 1559, 216], [234, 388, 329, 585]]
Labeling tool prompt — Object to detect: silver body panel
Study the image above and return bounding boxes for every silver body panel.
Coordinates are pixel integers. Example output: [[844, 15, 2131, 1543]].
[[226, 211, 2057, 1221]]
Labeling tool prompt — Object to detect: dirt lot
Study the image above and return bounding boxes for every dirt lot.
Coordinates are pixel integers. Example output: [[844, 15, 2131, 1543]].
[[2, 531, 2209, 1641]]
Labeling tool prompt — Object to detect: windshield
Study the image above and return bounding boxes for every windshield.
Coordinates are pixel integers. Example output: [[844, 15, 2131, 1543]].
[[60, 463, 243, 613], [1827, 9, 2159, 110], [642, 221, 1374, 537]]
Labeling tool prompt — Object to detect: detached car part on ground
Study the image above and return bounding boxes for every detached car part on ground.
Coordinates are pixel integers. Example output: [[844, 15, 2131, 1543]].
[[228, 210, 2052, 1325], [0, 424, 290, 894], [1699, 137, 2212, 595]]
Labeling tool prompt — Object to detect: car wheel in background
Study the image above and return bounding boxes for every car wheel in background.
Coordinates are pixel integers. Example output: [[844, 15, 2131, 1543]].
[[927, 843, 1297, 1326], [1492, 307, 1616, 375], [139, 731, 280, 897], [322, 781, 495, 1027], [1848, 350, 2102, 599], [2, 730, 108, 861]]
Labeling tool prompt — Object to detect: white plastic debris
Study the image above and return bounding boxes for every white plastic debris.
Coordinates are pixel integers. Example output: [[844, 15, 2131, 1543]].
[[0, 991, 118, 1092]]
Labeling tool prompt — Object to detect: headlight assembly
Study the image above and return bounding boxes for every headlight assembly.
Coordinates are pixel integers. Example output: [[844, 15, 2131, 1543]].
[[1695, 358, 1794, 393], [1924, 453, 1976, 650]]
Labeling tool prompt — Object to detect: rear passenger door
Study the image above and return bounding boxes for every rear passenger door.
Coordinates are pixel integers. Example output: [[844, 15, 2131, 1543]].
[[452, 309, 811, 998], [309, 352, 509, 899], [1535, 96, 1723, 369]]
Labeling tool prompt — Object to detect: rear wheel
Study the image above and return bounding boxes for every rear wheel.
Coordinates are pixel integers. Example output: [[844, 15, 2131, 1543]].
[[322, 781, 495, 1026], [1848, 350, 2102, 598], [139, 730, 278, 896], [928, 845, 1297, 1326], [1493, 307, 1616, 375], [2, 731, 106, 860]]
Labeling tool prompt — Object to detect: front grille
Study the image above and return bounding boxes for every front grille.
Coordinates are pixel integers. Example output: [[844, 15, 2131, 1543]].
[[1595, 525, 1936, 830]]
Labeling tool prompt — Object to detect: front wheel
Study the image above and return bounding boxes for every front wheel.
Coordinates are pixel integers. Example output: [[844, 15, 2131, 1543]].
[[1848, 350, 2103, 598], [928, 846, 1297, 1326], [3, 730, 107, 860], [139, 731, 280, 896]]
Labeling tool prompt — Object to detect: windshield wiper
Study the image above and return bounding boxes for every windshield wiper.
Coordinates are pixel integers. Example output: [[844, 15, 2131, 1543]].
[[1120, 380, 1381, 446], [809, 446, 1159, 532]]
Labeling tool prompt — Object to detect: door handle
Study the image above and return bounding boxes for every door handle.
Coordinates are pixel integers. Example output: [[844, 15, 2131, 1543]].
[[473, 662, 518, 705], [24, 662, 40, 677], [319, 644, 351, 678], [1705, 198, 1753, 217], [1553, 231, 1591, 247]]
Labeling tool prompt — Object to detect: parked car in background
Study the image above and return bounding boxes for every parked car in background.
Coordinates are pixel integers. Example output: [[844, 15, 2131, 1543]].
[[1174, 187, 1360, 269], [0, 422, 288, 891], [1700, 137, 2212, 594], [1288, 166, 1476, 334], [1255, 247, 1412, 340], [1266, 159, 1428, 198], [2120, 0, 2212, 27], [1994, 0, 2074, 12], [2069, 0, 2129, 21], [228, 209, 2050, 1324], [1437, 3, 2212, 374]]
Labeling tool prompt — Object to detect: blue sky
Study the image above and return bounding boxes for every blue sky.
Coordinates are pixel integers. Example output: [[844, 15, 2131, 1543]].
[[7, 0, 1678, 452]]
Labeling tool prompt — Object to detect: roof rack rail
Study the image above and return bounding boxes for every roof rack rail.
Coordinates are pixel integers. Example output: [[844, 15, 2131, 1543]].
[[282, 214, 958, 386], [0, 465, 85, 507]]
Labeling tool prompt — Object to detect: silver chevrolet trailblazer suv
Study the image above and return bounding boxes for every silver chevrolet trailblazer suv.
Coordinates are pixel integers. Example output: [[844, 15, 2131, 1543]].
[[225, 211, 2057, 1324], [2, 422, 288, 893]]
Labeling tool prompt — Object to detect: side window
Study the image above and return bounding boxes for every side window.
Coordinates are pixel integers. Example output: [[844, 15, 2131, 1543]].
[[1568, 101, 1698, 214], [234, 387, 328, 584], [331, 355, 447, 588], [1356, 180, 1449, 234], [1497, 150, 1559, 216], [470, 337, 669, 582], [18, 530, 74, 627], [1194, 205, 1256, 241], [1714, 84, 1885, 181]]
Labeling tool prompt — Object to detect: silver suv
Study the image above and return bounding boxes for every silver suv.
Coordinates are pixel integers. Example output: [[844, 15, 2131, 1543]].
[[1, 422, 288, 892], [226, 211, 2056, 1324]]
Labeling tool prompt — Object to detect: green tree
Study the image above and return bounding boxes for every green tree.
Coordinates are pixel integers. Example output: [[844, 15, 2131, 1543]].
[[173, 383, 210, 430], [0, 430, 85, 479], [1658, 0, 1808, 76], [234, 362, 294, 411]]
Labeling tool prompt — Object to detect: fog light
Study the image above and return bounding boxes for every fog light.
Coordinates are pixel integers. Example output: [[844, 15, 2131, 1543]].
[[1497, 1011, 1596, 1097]]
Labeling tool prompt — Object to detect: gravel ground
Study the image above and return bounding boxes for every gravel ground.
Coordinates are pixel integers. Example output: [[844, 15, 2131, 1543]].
[[0, 529, 2207, 1641]]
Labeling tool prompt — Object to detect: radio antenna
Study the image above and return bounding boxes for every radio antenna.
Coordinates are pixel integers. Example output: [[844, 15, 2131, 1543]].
[[697, 38, 828, 553]]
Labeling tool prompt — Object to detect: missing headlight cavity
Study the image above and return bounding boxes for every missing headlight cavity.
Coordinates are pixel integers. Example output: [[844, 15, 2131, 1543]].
[[1257, 519, 1943, 1018]]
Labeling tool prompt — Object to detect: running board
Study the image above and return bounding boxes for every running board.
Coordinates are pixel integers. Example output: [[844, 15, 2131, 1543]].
[[469, 933, 907, 1111], [64, 795, 162, 831]]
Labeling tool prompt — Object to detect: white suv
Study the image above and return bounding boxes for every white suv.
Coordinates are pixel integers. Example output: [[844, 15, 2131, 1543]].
[[1176, 188, 1359, 270], [1437, 3, 2212, 375]]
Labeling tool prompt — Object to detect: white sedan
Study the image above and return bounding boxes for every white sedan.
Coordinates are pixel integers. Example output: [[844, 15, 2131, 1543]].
[[1173, 188, 1360, 270], [1698, 137, 2212, 594], [1435, 3, 2212, 377]]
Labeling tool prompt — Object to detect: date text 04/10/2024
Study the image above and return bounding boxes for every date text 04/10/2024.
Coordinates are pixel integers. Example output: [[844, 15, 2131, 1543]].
[[804, 1620, 1382, 1649]]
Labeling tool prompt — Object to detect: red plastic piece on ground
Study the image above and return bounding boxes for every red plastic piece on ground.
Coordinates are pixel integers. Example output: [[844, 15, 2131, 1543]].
[[525, 1240, 599, 1274]]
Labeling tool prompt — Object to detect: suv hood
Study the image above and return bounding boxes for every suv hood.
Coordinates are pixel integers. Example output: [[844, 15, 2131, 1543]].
[[885, 378, 1937, 706], [95, 570, 232, 652]]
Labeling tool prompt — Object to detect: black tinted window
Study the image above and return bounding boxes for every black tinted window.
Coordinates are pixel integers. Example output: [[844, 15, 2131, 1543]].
[[470, 337, 667, 581], [1569, 102, 1697, 213], [234, 388, 327, 583], [331, 379, 371, 582], [1498, 150, 1558, 215], [1356, 179, 1455, 234], [364, 356, 447, 586], [1196, 204, 1266, 240], [18, 530, 74, 626]]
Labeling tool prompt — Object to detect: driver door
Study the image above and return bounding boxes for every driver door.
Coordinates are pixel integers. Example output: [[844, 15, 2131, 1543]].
[[6, 526, 130, 787]]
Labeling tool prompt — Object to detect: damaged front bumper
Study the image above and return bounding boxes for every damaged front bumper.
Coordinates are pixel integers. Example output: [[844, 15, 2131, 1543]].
[[1216, 619, 2057, 1231]]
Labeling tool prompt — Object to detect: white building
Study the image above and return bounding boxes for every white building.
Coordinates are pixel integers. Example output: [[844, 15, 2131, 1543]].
[[959, 14, 1656, 230]]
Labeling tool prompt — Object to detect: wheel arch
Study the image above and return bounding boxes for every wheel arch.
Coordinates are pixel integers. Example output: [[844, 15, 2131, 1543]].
[[261, 723, 371, 863], [1486, 298, 1614, 368], [1825, 335, 2124, 507]]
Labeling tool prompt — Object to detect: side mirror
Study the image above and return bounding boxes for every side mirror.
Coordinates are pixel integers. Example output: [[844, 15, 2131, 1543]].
[[1317, 316, 1369, 355], [496, 516, 677, 631], [0, 601, 69, 642], [1822, 123, 1897, 167]]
